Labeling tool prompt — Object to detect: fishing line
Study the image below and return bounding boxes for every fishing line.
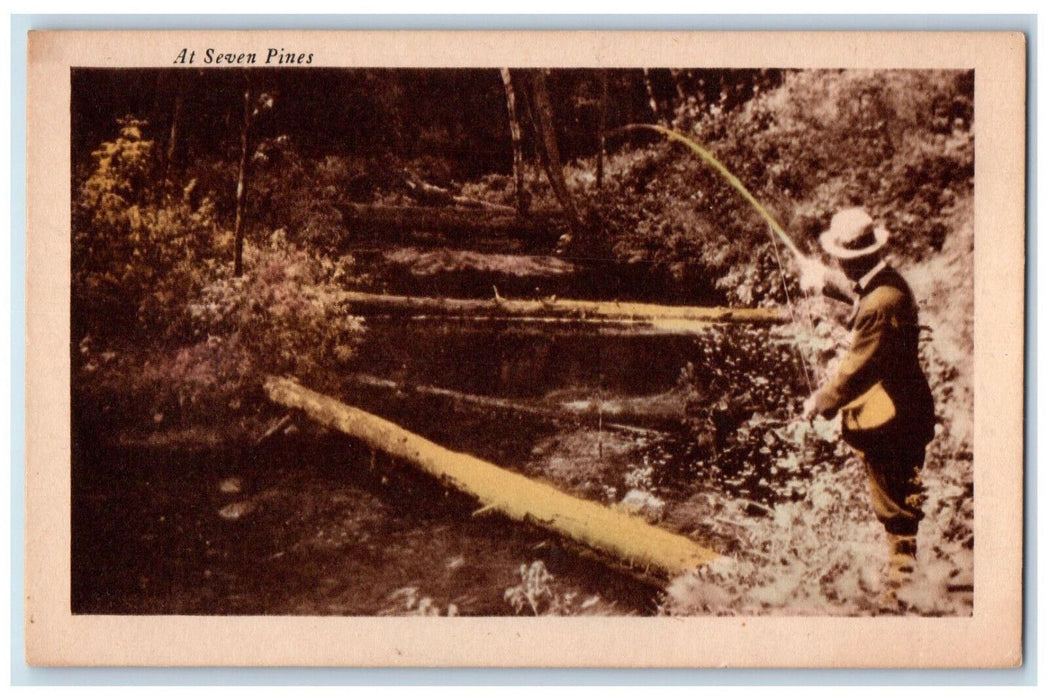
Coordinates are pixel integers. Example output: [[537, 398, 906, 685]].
[[766, 224, 814, 393]]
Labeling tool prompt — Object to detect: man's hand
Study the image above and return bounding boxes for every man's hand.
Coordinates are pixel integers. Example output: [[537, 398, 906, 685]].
[[801, 393, 820, 422], [797, 256, 828, 295]]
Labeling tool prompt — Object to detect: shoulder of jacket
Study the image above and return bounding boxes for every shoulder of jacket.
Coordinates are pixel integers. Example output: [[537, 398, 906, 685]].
[[862, 284, 907, 310]]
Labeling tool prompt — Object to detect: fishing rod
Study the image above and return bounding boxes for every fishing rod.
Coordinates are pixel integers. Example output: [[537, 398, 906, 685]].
[[615, 123, 809, 264], [614, 123, 819, 392]]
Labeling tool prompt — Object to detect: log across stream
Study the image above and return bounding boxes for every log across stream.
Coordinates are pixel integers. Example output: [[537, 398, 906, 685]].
[[265, 376, 721, 581], [338, 290, 787, 335], [259, 293, 795, 585]]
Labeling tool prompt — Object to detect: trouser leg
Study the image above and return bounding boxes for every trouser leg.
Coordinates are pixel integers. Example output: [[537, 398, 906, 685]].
[[859, 445, 926, 592], [861, 445, 926, 537]]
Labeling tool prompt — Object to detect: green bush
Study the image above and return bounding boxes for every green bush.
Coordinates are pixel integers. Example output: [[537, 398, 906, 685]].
[[72, 118, 368, 429], [247, 138, 349, 251], [73, 117, 226, 337], [183, 238, 364, 383], [77, 238, 366, 430]]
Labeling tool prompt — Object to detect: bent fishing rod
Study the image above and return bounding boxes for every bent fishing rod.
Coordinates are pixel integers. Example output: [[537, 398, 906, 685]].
[[613, 123, 809, 266], [613, 123, 822, 392]]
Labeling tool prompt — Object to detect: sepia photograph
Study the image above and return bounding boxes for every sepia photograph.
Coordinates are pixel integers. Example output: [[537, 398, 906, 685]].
[[25, 30, 1025, 667], [68, 64, 975, 618]]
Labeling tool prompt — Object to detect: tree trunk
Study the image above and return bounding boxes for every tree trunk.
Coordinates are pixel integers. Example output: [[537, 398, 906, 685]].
[[597, 70, 608, 193], [499, 68, 528, 216], [233, 84, 250, 278], [670, 69, 689, 106], [166, 73, 185, 167], [642, 68, 665, 125], [525, 70, 581, 241], [334, 289, 788, 328], [149, 73, 166, 136], [264, 376, 719, 580], [335, 202, 560, 240]]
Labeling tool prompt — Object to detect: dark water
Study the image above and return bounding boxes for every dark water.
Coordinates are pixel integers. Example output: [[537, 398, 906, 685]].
[[347, 245, 724, 306], [344, 315, 811, 508], [71, 310, 803, 615], [71, 432, 661, 616], [349, 319, 703, 399]]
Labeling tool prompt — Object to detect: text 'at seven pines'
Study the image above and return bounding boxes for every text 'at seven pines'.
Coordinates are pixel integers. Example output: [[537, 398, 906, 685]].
[[173, 48, 314, 65]]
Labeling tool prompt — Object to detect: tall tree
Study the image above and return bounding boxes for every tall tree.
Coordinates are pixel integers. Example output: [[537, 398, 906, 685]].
[[670, 69, 689, 106], [525, 70, 580, 246], [597, 70, 608, 193], [233, 82, 251, 277], [499, 68, 529, 216], [165, 72, 185, 169], [642, 68, 666, 125], [232, 83, 276, 277]]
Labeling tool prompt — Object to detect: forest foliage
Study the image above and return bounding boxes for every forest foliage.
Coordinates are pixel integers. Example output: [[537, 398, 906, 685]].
[[72, 67, 973, 427], [578, 69, 973, 305]]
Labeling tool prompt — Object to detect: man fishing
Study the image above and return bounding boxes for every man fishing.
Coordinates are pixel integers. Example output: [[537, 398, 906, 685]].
[[799, 208, 937, 599], [622, 124, 937, 601]]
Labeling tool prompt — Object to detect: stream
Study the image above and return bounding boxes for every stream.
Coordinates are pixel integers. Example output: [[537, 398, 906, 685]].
[[72, 241, 806, 616]]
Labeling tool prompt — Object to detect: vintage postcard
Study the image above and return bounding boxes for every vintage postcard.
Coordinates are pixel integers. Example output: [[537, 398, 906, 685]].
[[25, 30, 1025, 667]]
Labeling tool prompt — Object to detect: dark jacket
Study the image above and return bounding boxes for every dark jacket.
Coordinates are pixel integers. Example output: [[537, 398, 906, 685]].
[[813, 265, 936, 450]]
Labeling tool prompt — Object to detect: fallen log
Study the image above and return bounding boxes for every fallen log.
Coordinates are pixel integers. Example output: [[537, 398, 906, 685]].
[[339, 290, 787, 327], [400, 174, 518, 214], [366, 313, 735, 337], [264, 376, 719, 579], [346, 373, 670, 435], [336, 202, 562, 240]]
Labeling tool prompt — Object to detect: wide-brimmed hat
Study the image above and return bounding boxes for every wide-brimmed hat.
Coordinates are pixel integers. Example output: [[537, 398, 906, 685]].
[[819, 208, 889, 260]]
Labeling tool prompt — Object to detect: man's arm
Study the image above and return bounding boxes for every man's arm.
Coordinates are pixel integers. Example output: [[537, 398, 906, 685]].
[[811, 287, 901, 418]]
